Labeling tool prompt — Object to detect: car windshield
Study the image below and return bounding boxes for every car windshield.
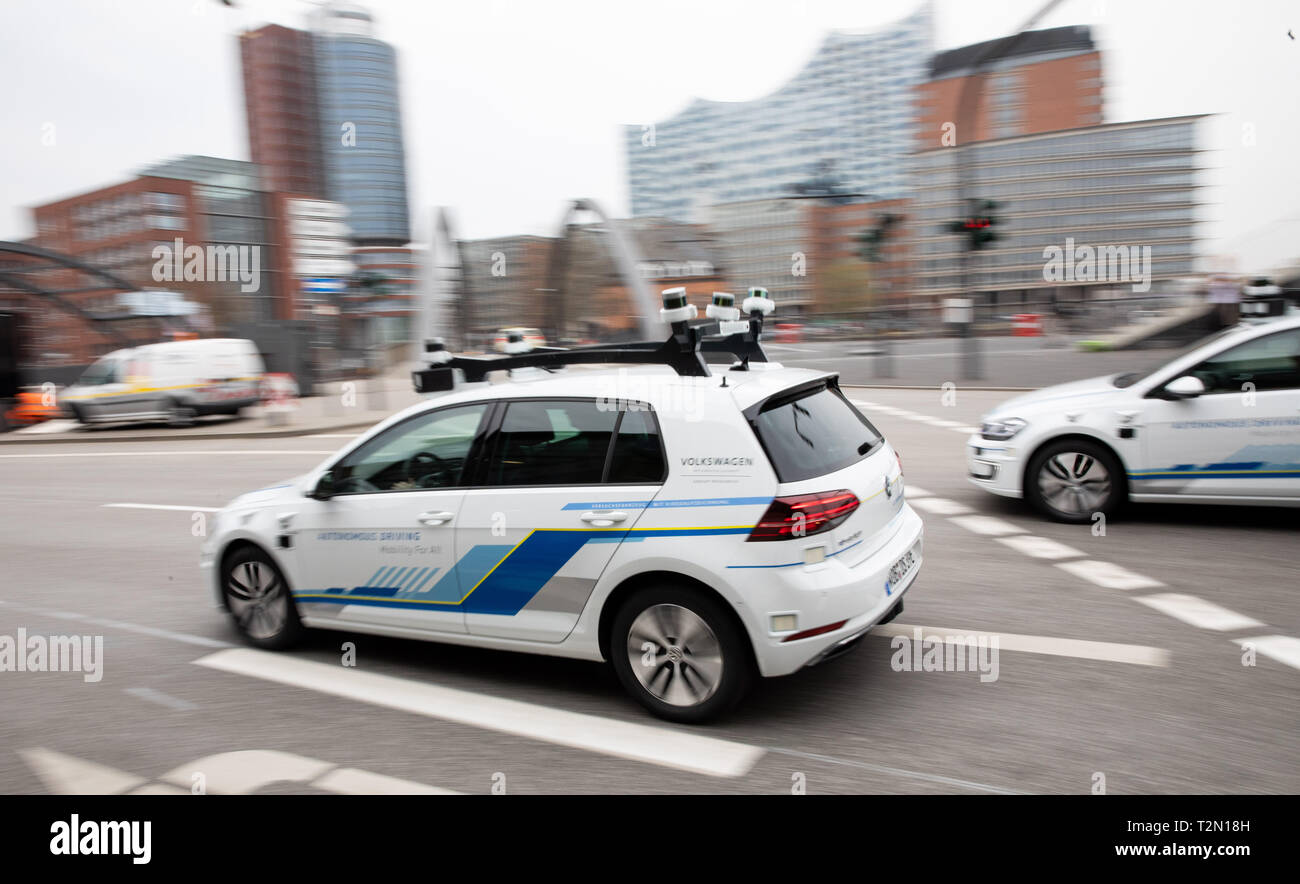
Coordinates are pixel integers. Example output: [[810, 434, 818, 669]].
[[1111, 326, 1244, 388]]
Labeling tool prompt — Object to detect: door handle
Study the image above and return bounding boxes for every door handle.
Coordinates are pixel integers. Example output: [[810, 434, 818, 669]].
[[580, 510, 627, 527], [417, 511, 455, 526]]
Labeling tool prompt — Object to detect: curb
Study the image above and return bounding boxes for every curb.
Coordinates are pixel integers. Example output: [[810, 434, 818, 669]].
[[0, 419, 382, 445]]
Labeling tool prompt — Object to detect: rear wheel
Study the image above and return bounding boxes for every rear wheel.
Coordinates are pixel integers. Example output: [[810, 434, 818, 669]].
[[222, 545, 304, 649], [610, 584, 752, 723], [1025, 438, 1124, 523]]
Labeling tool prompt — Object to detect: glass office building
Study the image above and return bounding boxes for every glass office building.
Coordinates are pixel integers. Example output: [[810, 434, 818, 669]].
[[910, 116, 1206, 301], [312, 3, 411, 245], [624, 3, 933, 223]]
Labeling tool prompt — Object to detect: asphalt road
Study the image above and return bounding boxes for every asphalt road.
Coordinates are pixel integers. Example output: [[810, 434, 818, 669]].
[[0, 387, 1296, 795]]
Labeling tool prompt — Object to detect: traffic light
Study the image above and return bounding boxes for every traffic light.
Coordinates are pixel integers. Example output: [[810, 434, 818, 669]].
[[949, 199, 1001, 251], [857, 213, 902, 263]]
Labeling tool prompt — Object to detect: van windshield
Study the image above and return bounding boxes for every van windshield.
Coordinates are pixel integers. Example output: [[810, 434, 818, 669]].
[[751, 383, 882, 483], [77, 359, 120, 386]]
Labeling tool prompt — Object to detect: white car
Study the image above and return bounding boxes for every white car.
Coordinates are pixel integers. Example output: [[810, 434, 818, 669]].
[[199, 322, 922, 722], [968, 315, 1300, 522]]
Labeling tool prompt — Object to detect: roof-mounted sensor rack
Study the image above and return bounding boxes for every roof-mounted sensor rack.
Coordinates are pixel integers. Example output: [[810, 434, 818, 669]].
[[413, 287, 776, 393]]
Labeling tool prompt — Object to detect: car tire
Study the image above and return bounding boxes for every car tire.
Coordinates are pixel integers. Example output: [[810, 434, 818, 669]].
[[165, 399, 196, 427], [221, 545, 304, 650], [1025, 438, 1125, 523], [610, 584, 752, 723]]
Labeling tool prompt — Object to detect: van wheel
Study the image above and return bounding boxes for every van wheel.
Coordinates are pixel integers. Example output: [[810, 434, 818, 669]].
[[610, 584, 752, 723], [165, 399, 196, 427], [222, 545, 304, 650], [1025, 438, 1125, 523]]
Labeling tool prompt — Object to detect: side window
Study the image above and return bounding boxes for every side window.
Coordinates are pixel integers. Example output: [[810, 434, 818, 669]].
[[1188, 329, 1300, 394], [484, 399, 618, 486], [608, 407, 667, 484], [332, 403, 488, 494]]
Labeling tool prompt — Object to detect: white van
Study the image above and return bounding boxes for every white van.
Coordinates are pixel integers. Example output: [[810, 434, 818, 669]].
[[62, 338, 265, 426]]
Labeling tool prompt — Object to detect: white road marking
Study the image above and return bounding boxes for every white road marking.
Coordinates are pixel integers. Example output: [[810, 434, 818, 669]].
[[872, 623, 1169, 667], [194, 648, 765, 778], [314, 767, 459, 796], [948, 514, 1026, 536], [909, 496, 973, 515], [1055, 559, 1165, 591], [1232, 635, 1300, 671], [104, 503, 223, 513], [160, 750, 332, 794], [849, 399, 979, 434], [1134, 594, 1265, 632], [18, 747, 145, 795], [995, 534, 1084, 560], [124, 687, 200, 712], [902, 484, 932, 498], [0, 450, 332, 459]]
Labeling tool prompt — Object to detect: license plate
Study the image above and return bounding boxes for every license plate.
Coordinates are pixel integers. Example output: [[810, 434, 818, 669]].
[[887, 544, 918, 589]]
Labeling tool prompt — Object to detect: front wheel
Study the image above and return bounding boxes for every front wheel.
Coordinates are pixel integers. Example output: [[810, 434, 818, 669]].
[[1025, 438, 1125, 523], [222, 545, 304, 649], [610, 585, 752, 723]]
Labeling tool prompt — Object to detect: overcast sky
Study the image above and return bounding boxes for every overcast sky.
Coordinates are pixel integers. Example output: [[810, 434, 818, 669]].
[[1, 0, 1297, 267]]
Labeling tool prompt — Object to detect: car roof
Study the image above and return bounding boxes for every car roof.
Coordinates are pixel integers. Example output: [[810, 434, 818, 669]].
[[413, 362, 836, 414]]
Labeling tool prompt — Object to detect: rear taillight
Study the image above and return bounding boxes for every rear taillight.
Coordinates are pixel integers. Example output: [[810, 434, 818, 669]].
[[747, 490, 859, 542]]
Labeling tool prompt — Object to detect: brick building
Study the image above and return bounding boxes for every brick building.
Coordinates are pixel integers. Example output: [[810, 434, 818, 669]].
[[914, 25, 1103, 150]]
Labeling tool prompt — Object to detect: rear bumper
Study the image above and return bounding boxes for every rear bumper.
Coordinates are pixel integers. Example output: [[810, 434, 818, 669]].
[[751, 505, 924, 677]]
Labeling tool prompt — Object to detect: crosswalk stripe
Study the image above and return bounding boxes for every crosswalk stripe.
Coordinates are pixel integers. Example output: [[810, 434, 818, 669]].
[[1134, 594, 1265, 631], [872, 623, 1169, 667], [194, 648, 765, 778], [1232, 636, 1300, 671]]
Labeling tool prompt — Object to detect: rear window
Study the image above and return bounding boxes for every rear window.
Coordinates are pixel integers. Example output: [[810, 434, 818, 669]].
[[750, 384, 882, 483]]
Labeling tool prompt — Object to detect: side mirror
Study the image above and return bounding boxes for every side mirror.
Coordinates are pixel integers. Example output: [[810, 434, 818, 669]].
[[1164, 375, 1206, 399], [310, 471, 336, 501]]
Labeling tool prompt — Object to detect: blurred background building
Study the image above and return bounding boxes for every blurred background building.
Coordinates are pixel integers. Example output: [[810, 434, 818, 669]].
[[914, 24, 1103, 147], [911, 115, 1205, 302], [625, 3, 934, 223], [239, 24, 325, 197]]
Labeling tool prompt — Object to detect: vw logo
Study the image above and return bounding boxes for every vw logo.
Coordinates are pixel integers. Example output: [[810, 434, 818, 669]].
[[884, 475, 894, 500]]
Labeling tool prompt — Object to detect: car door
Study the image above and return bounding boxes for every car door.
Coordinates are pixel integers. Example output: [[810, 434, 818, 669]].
[[290, 401, 492, 635], [84, 354, 135, 418], [456, 398, 666, 643], [1140, 327, 1300, 499]]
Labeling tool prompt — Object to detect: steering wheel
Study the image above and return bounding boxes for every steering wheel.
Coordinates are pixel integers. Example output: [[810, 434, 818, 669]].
[[334, 475, 379, 494], [405, 451, 454, 488]]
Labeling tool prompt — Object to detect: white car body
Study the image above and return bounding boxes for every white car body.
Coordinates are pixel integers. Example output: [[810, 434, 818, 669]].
[[968, 315, 1300, 510], [62, 338, 264, 424], [201, 363, 923, 681]]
